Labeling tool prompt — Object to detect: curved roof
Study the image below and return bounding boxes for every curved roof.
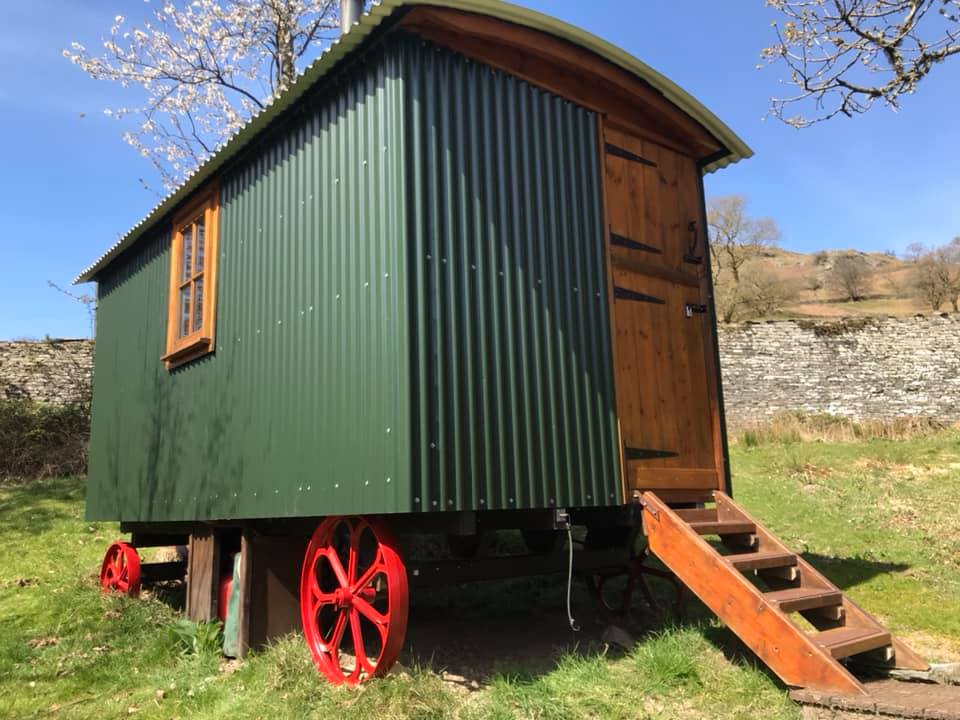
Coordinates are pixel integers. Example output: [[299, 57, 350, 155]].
[[76, 0, 752, 283]]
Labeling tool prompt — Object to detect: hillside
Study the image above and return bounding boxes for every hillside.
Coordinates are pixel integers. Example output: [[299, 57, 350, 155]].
[[728, 247, 936, 320]]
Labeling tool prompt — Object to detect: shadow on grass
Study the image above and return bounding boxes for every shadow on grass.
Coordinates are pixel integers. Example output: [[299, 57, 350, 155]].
[[800, 552, 910, 591], [0, 476, 87, 537], [402, 550, 914, 691]]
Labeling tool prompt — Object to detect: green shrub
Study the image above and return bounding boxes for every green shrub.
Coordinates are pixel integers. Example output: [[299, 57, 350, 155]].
[[169, 619, 224, 656], [0, 399, 89, 479]]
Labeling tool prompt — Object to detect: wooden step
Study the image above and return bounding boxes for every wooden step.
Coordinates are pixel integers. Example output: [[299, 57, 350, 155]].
[[674, 507, 716, 523], [726, 550, 797, 571], [813, 627, 892, 660], [765, 587, 843, 613], [688, 520, 756, 536]]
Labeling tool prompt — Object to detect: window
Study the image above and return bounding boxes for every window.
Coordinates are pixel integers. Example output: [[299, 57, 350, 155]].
[[163, 186, 220, 369]]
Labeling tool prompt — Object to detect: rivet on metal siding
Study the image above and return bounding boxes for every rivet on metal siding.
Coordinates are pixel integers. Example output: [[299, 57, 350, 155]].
[[257, 329, 261, 334], [309, 306, 314, 312], [499, 271, 504, 277], [386, 427, 391, 434], [365, 480, 369, 486], [386, 477, 391, 484], [414, 497, 420, 503], [471, 264, 476, 270], [335, 294, 341, 300], [307, 485, 311, 491], [300, 310, 305, 316], [426, 254, 431, 260], [447, 499, 454, 506], [277, 320, 282, 325], [364, 282, 369, 288], [537, 279, 543, 284], [432, 500, 438, 506], [334, 483, 340, 489], [430, 442, 436, 449], [441, 258, 447, 264], [298, 486, 302, 492], [384, 272, 389, 278], [275, 489, 279, 494], [509, 498, 514, 504], [587, 494, 592, 500], [574, 287, 579, 293], [479, 499, 485, 505]]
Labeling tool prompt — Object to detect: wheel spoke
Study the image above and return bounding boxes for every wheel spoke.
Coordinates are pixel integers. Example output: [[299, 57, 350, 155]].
[[319, 548, 349, 588], [350, 609, 377, 676], [351, 556, 386, 595], [320, 610, 348, 655], [353, 596, 389, 635], [347, 521, 363, 586], [309, 576, 336, 613]]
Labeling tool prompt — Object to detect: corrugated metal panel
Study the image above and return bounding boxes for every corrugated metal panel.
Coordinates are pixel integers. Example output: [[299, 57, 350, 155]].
[[402, 37, 622, 511], [76, 0, 750, 284], [86, 41, 411, 522]]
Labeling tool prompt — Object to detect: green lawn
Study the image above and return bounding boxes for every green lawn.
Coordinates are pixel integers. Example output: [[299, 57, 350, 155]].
[[2, 428, 958, 719]]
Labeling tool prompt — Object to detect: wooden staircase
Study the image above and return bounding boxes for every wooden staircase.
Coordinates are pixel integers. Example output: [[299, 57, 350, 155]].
[[640, 491, 928, 696]]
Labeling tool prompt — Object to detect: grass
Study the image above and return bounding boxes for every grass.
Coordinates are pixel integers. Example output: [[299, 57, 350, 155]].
[[2, 425, 958, 718]]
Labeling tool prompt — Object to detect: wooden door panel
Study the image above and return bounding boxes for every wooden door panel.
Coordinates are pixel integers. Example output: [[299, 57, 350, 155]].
[[603, 124, 720, 494], [610, 270, 714, 470], [605, 125, 695, 275]]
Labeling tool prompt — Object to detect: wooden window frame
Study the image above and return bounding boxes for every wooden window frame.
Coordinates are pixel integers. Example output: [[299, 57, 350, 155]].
[[162, 184, 220, 370]]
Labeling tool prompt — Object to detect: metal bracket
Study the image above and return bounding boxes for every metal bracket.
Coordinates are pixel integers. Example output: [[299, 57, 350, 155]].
[[553, 507, 571, 530], [684, 303, 708, 318], [633, 492, 659, 520]]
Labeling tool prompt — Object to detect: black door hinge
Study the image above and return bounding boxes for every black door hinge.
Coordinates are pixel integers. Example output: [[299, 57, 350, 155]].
[[610, 229, 662, 255], [626, 447, 680, 461], [615, 286, 666, 305], [605, 142, 657, 167]]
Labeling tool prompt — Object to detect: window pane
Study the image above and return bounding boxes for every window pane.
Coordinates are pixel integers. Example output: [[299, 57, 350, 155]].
[[194, 216, 205, 273], [179, 285, 191, 338], [193, 277, 204, 332], [181, 226, 193, 282]]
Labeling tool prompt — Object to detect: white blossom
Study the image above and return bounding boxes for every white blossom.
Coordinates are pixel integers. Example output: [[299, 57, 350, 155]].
[[66, 0, 351, 190]]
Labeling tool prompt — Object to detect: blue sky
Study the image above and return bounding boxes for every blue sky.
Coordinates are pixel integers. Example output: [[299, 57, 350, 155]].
[[3, 1, 958, 339]]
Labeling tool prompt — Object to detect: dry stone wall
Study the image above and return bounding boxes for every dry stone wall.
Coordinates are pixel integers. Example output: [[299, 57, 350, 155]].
[[3, 316, 960, 427], [0, 340, 93, 405], [718, 315, 960, 428]]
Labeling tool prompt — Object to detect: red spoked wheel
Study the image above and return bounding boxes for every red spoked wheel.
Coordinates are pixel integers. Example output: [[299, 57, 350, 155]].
[[99, 541, 142, 597], [300, 516, 409, 685]]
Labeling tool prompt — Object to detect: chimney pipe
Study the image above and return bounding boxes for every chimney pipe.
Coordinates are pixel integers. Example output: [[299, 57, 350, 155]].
[[340, 0, 363, 34]]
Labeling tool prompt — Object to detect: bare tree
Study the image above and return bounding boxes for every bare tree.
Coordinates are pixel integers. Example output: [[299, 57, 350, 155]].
[[739, 264, 800, 319], [763, 1, 960, 126], [913, 237, 960, 310], [707, 195, 782, 284], [904, 241, 929, 262], [65, 1, 350, 189], [829, 254, 872, 301]]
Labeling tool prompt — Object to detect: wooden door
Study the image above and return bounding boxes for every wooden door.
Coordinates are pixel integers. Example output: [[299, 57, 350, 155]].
[[603, 124, 723, 493]]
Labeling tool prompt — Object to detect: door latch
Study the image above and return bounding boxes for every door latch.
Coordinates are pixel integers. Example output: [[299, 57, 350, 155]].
[[684, 303, 708, 318]]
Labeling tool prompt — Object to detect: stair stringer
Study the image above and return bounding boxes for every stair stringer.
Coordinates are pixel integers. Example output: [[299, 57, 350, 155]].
[[641, 491, 868, 696]]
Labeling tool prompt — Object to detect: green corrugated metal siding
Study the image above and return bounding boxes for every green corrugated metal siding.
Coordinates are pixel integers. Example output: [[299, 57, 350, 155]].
[[86, 41, 411, 522], [402, 38, 622, 511], [86, 33, 622, 522]]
